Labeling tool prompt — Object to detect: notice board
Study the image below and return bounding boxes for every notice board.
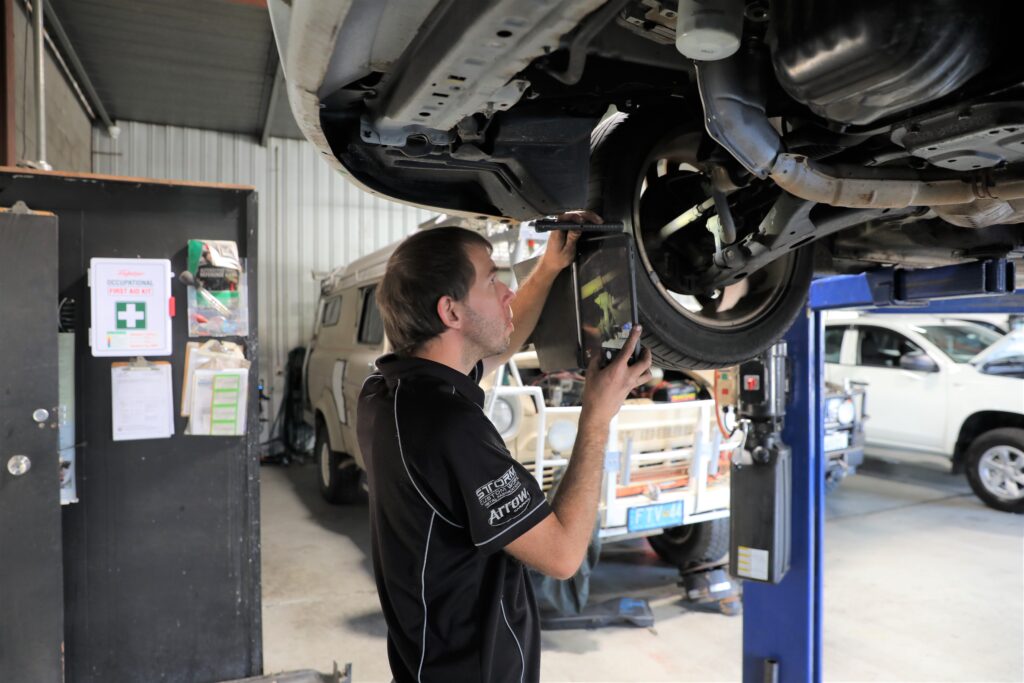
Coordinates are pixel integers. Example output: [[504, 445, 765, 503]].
[[0, 169, 261, 682]]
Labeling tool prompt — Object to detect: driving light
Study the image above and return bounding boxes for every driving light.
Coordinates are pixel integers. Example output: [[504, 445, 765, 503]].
[[547, 420, 578, 454], [490, 398, 516, 437], [837, 399, 856, 426]]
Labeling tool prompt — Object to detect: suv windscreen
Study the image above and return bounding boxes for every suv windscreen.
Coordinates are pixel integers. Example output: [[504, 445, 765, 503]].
[[913, 324, 1002, 362], [358, 285, 384, 345], [857, 327, 924, 368]]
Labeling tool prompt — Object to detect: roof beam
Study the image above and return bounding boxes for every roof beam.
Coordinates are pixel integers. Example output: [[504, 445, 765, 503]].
[[42, 1, 116, 135]]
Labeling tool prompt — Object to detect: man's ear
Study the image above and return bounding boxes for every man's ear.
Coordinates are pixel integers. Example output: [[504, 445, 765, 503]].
[[436, 295, 463, 330]]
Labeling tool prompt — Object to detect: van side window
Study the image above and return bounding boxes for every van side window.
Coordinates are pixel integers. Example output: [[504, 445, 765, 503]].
[[358, 285, 384, 345], [824, 327, 845, 363], [321, 296, 342, 327]]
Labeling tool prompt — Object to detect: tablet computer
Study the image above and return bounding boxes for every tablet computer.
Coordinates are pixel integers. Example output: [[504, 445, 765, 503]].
[[574, 233, 641, 368]]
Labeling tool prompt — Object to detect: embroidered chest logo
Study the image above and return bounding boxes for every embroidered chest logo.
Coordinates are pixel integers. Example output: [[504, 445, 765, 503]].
[[475, 466, 531, 526]]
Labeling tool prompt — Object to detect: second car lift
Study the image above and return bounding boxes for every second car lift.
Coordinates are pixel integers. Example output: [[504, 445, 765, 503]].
[[741, 257, 1022, 683]]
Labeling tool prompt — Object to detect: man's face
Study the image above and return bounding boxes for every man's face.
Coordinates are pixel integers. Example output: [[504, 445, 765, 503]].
[[460, 242, 515, 359]]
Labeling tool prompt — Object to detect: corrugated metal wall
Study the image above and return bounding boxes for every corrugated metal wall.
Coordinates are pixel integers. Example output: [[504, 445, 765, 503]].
[[93, 121, 432, 439]]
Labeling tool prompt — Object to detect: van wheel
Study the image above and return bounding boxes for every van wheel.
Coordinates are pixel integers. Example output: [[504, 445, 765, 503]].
[[965, 428, 1024, 513], [647, 518, 730, 569], [315, 422, 361, 505]]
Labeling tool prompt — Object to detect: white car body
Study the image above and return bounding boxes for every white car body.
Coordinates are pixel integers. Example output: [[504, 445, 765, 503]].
[[824, 315, 1023, 459]]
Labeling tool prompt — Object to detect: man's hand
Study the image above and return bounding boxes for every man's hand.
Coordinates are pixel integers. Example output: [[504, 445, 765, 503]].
[[580, 324, 653, 424], [537, 210, 601, 275], [505, 322, 652, 580]]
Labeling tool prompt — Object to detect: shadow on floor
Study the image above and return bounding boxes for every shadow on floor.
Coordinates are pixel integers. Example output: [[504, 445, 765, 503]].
[[264, 459, 375, 579]]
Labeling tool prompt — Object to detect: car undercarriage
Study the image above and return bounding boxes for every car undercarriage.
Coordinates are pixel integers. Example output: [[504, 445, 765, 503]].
[[273, 0, 1024, 367]]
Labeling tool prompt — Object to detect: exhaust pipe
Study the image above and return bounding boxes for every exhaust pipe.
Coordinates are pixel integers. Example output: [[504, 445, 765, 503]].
[[695, 53, 1024, 209]]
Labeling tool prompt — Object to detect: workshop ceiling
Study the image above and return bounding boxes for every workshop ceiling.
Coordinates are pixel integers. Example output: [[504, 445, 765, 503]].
[[47, 0, 302, 139]]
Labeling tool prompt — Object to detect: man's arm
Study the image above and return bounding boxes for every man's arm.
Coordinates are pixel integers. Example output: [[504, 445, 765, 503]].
[[505, 326, 653, 579], [480, 212, 597, 378]]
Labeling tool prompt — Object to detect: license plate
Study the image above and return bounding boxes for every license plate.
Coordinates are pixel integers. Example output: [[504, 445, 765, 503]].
[[627, 500, 684, 533], [824, 431, 850, 452]]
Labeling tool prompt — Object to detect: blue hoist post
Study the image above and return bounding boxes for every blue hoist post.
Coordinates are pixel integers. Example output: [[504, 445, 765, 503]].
[[739, 258, 1021, 683]]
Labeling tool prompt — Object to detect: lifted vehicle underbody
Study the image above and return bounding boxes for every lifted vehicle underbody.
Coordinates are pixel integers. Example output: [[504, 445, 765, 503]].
[[273, 0, 1024, 367]]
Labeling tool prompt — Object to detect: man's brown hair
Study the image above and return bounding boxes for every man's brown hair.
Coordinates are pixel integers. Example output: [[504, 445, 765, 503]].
[[376, 227, 493, 355]]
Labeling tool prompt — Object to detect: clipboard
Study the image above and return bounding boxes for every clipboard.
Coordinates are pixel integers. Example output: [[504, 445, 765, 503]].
[[111, 357, 174, 441]]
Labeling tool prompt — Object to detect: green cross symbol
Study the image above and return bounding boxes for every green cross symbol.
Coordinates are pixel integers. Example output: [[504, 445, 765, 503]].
[[116, 302, 147, 329]]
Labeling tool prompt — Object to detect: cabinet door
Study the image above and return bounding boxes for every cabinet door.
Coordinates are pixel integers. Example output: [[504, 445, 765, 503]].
[[0, 211, 62, 681]]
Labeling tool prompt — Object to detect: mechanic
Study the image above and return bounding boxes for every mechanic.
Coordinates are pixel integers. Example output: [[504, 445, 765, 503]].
[[357, 213, 653, 683]]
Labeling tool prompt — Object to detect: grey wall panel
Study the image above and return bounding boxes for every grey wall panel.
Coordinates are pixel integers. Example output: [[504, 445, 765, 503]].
[[93, 120, 431, 440], [13, 1, 92, 171]]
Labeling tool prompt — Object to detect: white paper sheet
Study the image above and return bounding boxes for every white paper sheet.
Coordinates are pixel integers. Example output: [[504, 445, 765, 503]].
[[111, 362, 174, 441]]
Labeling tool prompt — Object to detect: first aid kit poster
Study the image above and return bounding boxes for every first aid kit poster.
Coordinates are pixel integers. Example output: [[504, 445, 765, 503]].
[[89, 258, 173, 356]]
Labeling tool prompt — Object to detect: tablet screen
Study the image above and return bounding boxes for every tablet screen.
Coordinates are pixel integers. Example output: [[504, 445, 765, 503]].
[[576, 235, 637, 367]]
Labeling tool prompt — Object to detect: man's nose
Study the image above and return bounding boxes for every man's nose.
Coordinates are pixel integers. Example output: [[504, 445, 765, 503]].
[[502, 283, 515, 304]]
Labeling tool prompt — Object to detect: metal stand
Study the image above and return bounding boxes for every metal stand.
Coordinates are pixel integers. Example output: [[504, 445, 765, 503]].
[[740, 258, 1022, 683]]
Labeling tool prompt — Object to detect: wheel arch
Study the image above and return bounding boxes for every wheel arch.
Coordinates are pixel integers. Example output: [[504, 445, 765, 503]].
[[313, 391, 347, 455], [952, 411, 1024, 473]]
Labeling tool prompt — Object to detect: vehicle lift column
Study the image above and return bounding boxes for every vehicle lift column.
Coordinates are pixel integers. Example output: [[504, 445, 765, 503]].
[[738, 258, 1021, 683]]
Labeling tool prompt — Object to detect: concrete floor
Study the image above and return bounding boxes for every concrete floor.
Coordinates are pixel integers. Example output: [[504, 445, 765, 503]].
[[261, 451, 1024, 682]]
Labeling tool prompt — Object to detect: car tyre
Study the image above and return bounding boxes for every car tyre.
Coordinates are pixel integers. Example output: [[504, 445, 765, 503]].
[[965, 428, 1024, 513], [315, 420, 361, 505], [588, 109, 814, 369], [647, 517, 730, 569]]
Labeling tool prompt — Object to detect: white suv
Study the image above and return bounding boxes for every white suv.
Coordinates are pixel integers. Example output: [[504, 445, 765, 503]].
[[824, 316, 1024, 512]]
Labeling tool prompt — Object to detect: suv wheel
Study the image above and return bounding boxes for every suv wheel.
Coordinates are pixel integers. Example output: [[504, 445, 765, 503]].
[[965, 428, 1024, 513], [647, 517, 730, 569], [589, 109, 813, 369], [315, 421, 361, 505]]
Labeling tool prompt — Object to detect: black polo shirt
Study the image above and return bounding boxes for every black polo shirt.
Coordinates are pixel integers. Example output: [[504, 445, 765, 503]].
[[356, 353, 552, 683]]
